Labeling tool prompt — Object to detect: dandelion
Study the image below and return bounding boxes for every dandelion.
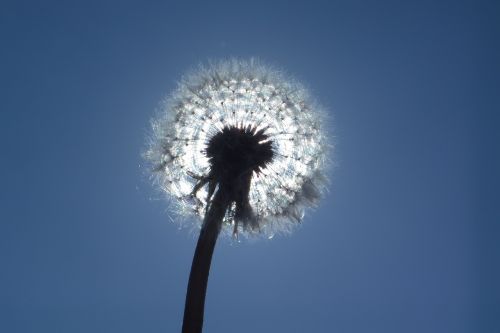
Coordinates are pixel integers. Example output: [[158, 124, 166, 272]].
[[145, 59, 328, 333]]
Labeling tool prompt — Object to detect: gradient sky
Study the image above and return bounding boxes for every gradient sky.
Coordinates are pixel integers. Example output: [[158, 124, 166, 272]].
[[1, 1, 498, 332]]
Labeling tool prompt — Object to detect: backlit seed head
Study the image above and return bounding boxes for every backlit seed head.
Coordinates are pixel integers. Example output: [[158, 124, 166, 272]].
[[145, 59, 329, 237]]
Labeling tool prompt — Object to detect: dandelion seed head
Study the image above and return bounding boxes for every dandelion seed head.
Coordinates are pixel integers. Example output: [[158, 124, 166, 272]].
[[145, 59, 329, 237]]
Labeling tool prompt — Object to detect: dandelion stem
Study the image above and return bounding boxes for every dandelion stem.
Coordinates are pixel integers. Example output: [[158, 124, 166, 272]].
[[182, 187, 230, 333]]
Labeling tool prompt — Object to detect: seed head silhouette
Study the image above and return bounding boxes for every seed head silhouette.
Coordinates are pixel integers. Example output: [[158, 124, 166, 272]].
[[145, 59, 328, 333]]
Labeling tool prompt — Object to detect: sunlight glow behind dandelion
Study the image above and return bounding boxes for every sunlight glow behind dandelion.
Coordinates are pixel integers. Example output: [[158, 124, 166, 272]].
[[146, 59, 328, 237]]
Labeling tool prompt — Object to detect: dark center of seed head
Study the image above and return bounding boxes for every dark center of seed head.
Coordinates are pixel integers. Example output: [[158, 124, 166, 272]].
[[204, 125, 273, 223], [206, 125, 274, 185]]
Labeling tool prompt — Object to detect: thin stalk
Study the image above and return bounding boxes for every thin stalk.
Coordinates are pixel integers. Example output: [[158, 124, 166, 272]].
[[182, 188, 230, 333]]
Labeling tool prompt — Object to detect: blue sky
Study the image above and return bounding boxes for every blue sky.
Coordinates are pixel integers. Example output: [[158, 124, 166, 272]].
[[1, 0, 498, 332]]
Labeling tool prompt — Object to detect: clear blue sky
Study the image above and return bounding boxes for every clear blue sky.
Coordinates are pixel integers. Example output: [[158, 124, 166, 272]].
[[1, 0, 498, 332]]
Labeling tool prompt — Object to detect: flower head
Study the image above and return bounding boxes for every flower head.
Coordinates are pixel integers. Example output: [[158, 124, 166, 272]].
[[146, 59, 328, 236]]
